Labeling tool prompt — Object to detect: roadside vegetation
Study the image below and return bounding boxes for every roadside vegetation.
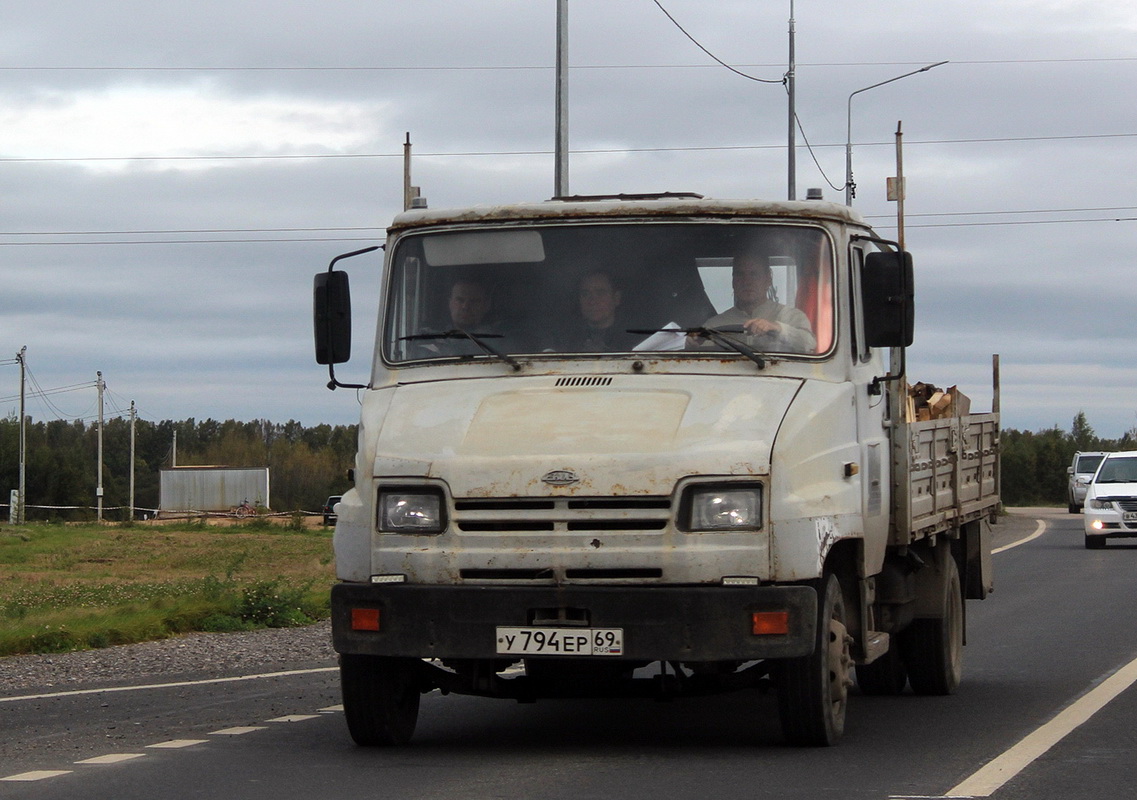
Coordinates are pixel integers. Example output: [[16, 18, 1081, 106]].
[[0, 519, 333, 656]]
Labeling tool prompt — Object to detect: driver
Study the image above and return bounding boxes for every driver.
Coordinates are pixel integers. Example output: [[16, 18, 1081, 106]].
[[697, 251, 816, 354]]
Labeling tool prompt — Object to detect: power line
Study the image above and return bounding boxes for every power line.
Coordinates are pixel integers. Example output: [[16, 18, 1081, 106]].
[[0, 236, 379, 246], [2, 57, 1135, 72], [650, 1, 783, 84], [2, 226, 383, 236], [4, 132, 1135, 166]]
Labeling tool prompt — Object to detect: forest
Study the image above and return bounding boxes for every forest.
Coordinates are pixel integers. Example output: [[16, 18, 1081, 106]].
[[0, 411, 1132, 521], [0, 416, 357, 520]]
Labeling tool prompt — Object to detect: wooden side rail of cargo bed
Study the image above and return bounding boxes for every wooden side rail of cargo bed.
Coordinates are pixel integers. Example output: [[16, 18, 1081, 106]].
[[892, 412, 1000, 545]]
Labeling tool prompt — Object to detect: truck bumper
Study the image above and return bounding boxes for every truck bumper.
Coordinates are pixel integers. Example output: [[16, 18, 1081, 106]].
[[331, 582, 818, 662]]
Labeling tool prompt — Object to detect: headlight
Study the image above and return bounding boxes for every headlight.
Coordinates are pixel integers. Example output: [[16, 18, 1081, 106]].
[[378, 489, 446, 533], [1088, 497, 1114, 511], [685, 485, 763, 531]]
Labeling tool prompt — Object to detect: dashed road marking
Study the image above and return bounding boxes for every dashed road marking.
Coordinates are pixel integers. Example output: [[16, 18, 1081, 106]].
[[146, 739, 208, 749], [210, 726, 267, 735], [75, 753, 146, 765], [2, 770, 73, 781], [267, 714, 322, 723]]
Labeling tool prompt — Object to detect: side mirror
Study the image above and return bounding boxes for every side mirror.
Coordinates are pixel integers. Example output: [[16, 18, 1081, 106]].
[[314, 271, 352, 365], [862, 250, 914, 348]]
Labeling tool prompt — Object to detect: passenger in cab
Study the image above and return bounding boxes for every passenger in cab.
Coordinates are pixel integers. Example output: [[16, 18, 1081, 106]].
[[568, 271, 641, 352]]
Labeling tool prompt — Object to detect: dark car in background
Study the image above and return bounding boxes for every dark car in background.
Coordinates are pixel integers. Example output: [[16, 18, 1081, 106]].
[[322, 495, 342, 526]]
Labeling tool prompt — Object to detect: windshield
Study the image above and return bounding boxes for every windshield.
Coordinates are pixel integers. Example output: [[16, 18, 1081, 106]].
[[1077, 455, 1105, 474], [382, 222, 835, 363], [1095, 457, 1137, 483]]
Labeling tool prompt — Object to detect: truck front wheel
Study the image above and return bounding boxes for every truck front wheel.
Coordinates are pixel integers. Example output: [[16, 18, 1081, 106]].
[[340, 654, 422, 746], [901, 556, 963, 695], [775, 574, 854, 746]]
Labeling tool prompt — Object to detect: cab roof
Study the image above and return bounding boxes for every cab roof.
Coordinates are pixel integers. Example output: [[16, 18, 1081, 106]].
[[388, 193, 870, 234]]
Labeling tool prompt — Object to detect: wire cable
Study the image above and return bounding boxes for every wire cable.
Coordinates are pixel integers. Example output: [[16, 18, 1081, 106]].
[[651, 0, 784, 84]]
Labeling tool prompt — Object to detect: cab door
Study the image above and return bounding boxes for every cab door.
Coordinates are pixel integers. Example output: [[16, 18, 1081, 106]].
[[849, 245, 890, 570]]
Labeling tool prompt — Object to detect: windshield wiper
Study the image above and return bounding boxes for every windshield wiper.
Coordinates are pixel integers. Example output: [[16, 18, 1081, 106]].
[[628, 326, 766, 369], [401, 329, 522, 371]]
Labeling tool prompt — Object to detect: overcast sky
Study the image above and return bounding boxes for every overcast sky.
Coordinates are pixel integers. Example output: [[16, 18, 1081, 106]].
[[2, 1, 1135, 438]]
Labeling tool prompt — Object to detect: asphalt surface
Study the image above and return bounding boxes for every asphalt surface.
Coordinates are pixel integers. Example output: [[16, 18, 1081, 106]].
[[4, 508, 1135, 799]]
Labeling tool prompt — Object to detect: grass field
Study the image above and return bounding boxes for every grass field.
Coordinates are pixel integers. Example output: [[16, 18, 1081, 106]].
[[0, 518, 335, 656]]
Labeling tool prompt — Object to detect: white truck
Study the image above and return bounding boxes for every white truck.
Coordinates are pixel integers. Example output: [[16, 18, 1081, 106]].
[[313, 193, 999, 747]]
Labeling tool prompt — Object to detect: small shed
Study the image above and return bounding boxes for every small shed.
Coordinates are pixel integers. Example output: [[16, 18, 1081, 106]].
[[159, 466, 270, 513]]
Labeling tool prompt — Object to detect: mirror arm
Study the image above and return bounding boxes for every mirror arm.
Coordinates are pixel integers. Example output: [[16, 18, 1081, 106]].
[[869, 344, 907, 397], [325, 245, 380, 391]]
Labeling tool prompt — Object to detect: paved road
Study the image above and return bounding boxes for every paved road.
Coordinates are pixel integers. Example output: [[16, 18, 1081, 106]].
[[3, 508, 1136, 799]]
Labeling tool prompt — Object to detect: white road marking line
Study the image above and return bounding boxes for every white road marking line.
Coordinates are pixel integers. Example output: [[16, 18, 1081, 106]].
[[993, 519, 1046, 554], [319, 704, 344, 712], [1, 770, 73, 781], [947, 652, 1137, 798], [146, 739, 208, 749], [266, 714, 321, 723], [210, 726, 267, 735], [75, 753, 146, 765], [0, 666, 337, 704]]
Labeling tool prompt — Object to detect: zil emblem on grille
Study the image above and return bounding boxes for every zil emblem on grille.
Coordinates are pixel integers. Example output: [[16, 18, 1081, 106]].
[[541, 469, 580, 487]]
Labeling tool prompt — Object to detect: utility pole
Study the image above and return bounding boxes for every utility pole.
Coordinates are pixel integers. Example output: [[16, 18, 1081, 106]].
[[16, 346, 27, 524], [554, 0, 569, 197], [402, 132, 422, 211], [786, 0, 796, 201], [129, 400, 136, 523], [96, 371, 104, 521]]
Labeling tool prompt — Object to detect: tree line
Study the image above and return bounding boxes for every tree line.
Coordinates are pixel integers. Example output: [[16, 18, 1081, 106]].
[[1, 410, 1130, 520], [0, 416, 356, 521]]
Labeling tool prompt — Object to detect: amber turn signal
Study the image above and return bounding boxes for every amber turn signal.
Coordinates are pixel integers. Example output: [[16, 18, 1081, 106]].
[[351, 608, 381, 632], [751, 610, 789, 635]]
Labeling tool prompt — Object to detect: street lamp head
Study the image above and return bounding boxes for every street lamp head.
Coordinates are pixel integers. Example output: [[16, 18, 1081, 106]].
[[844, 60, 949, 205]]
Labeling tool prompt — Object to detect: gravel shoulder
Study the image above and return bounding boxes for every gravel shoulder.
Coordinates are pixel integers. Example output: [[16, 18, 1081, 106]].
[[0, 619, 336, 697]]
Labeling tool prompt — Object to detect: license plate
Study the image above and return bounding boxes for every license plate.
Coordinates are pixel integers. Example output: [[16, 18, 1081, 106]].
[[496, 627, 623, 656], [1124, 512, 1137, 521]]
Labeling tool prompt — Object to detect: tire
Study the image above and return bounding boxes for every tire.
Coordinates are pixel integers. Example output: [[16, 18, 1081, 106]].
[[775, 574, 854, 746], [1085, 534, 1106, 550], [340, 654, 422, 746], [855, 638, 908, 696], [901, 556, 963, 696]]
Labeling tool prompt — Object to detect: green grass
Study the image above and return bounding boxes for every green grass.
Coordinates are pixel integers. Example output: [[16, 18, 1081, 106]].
[[0, 520, 334, 656]]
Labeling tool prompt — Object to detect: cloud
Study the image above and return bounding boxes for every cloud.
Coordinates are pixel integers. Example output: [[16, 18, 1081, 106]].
[[0, 82, 392, 170]]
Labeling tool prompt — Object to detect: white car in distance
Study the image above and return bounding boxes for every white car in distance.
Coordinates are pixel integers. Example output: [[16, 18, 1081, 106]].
[[1068, 451, 1108, 513], [1083, 451, 1137, 549]]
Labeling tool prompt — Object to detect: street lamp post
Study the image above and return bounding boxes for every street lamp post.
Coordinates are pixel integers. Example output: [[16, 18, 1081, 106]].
[[845, 60, 948, 205]]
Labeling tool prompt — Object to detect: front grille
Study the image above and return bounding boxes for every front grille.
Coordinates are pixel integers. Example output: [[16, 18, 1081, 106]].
[[453, 496, 671, 533], [1117, 499, 1137, 512]]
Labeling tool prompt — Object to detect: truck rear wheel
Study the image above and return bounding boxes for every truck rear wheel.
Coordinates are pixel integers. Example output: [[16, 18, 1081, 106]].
[[901, 556, 963, 695], [340, 654, 421, 746], [775, 574, 854, 746], [855, 638, 908, 695]]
